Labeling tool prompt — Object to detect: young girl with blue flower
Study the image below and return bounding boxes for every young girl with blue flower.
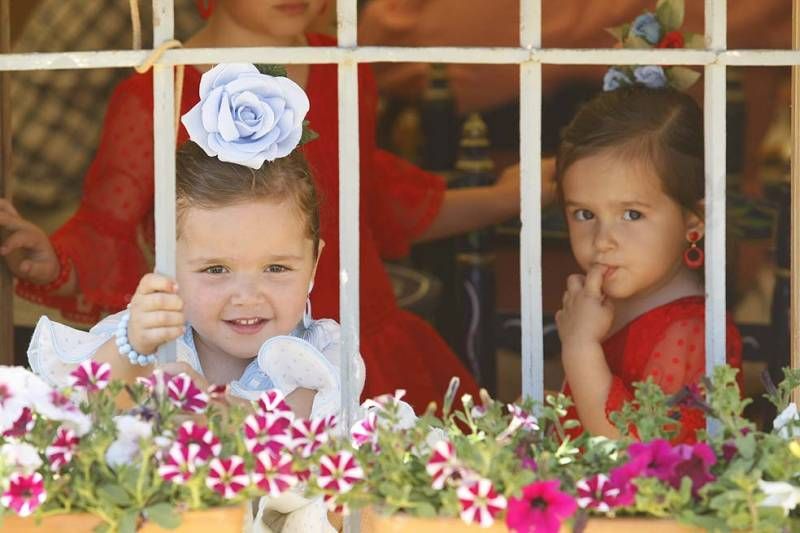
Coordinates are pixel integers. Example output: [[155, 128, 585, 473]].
[[554, 86, 743, 444]]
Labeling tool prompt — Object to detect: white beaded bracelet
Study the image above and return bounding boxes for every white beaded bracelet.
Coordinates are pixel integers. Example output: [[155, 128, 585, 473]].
[[114, 311, 157, 366]]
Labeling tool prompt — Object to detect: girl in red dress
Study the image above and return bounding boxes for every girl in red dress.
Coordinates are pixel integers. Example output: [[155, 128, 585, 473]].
[[554, 86, 742, 443], [0, 0, 533, 411]]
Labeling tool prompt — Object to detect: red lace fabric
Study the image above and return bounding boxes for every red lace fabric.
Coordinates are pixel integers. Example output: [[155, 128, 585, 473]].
[[17, 33, 479, 412], [563, 296, 743, 444]]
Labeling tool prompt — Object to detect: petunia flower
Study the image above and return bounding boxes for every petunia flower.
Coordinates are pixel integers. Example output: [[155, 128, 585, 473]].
[[0, 441, 43, 474], [166, 373, 209, 414], [457, 477, 507, 528], [0, 472, 47, 517], [0, 367, 51, 434], [136, 369, 175, 396], [426, 440, 460, 490], [175, 421, 221, 463], [157, 442, 202, 485], [255, 389, 293, 419], [68, 359, 111, 392], [615, 439, 679, 484], [773, 403, 800, 439], [575, 474, 622, 513], [32, 389, 91, 436], [206, 383, 228, 400], [206, 456, 250, 499], [506, 480, 577, 533], [316, 451, 365, 495], [670, 442, 716, 495], [252, 450, 298, 497], [350, 412, 378, 450], [105, 415, 153, 468], [45, 427, 80, 472], [497, 404, 540, 441], [243, 412, 292, 454], [3, 407, 34, 438], [288, 416, 335, 458], [758, 480, 800, 516]]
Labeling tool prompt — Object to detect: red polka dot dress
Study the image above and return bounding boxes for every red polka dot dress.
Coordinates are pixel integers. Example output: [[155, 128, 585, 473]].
[[562, 296, 743, 443], [16, 33, 480, 413]]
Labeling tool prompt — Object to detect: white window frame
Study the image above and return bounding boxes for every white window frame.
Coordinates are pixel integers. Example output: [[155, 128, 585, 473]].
[[1, 0, 799, 497]]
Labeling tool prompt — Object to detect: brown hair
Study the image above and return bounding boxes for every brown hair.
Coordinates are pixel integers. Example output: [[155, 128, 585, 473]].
[[555, 86, 704, 215], [175, 141, 321, 256]]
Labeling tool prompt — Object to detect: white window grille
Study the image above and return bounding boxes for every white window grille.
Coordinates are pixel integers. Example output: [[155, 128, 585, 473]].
[[0, 0, 798, 511]]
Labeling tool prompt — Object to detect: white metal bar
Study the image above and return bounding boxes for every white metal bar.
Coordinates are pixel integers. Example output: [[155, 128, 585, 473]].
[[3, 48, 800, 72], [520, 0, 544, 403], [704, 0, 727, 435], [153, 0, 177, 364]]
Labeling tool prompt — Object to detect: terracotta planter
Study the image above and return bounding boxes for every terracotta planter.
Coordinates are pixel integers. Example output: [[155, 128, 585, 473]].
[[1, 504, 247, 532], [361, 507, 704, 532]]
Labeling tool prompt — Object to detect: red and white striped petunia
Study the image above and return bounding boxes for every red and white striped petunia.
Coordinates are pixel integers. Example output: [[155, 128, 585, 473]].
[[252, 450, 298, 497], [175, 421, 221, 463], [243, 412, 292, 454], [206, 455, 250, 499], [426, 440, 459, 490], [361, 389, 406, 412], [350, 412, 378, 450], [575, 473, 621, 513], [287, 416, 335, 458], [45, 427, 80, 472], [206, 384, 228, 400], [157, 442, 202, 485], [68, 359, 111, 392], [255, 389, 293, 419], [457, 478, 507, 528], [3, 407, 34, 438], [323, 493, 349, 515], [0, 472, 47, 517], [136, 370, 175, 396], [316, 451, 365, 495], [166, 374, 209, 414]]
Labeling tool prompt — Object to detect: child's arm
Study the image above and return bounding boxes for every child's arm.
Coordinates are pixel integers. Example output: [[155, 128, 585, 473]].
[[556, 267, 621, 439]]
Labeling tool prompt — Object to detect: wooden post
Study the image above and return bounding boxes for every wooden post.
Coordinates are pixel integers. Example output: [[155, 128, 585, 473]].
[[0, 0, 12, 365], [791, 0, 800, 404]]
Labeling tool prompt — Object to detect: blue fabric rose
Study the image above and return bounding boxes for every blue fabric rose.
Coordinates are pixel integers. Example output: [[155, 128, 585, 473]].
[[633, 66, 668, 89], [631, 12, 661, 45], [181, 63, 310, 169], [603, 68, 632, 92]]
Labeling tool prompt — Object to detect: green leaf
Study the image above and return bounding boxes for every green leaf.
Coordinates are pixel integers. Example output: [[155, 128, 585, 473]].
[[667, 66, 701, 91], [656, 0, 685, 32], [684, 32, 706, 50], [119, 510, 139, 533], [605, 23, 630, 42], [624, 34, 652, 49], [145, 502, 182, 530], [299, 120, 320, 147], [92, 524, 111, 533], [255, 64, 288, 78], [97, 484, 132, 506]]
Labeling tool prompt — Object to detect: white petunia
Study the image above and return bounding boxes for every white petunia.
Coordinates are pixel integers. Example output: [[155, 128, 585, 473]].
[[758, 480, 800, 516]]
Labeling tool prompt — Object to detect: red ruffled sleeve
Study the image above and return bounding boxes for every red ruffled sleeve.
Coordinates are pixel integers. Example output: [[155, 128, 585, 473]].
[[357, 63, 445, 259], [16, 73, 156, 322]]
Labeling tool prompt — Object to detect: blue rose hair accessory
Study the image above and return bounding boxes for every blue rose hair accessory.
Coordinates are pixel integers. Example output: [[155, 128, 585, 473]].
[[181, 63, 317, 169], [602, 0, 702, 92]]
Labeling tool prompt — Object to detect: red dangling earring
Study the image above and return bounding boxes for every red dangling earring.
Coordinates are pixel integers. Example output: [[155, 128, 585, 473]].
[[683, 230, 704, 269], [195, 0, 216, 19]]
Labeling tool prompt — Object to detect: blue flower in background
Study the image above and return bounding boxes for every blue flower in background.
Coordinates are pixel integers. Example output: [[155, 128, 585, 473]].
[[631, 12, 661, 45], [633, 66, 668, 88], [603, 68, 632, 92]]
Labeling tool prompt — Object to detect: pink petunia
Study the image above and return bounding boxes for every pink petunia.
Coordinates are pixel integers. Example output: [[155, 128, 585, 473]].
[[136, 370, 176, 396], [316, 451, 364, 494], [457, 478, 507, 528], [614, 439, 679, 485], [0, 472, 47, 517], [166, 374, 209, 414], [175, 421, 221, 463], [670, 442, 717, 495], [426, 440, 459, 490], [252, 450, 298, 497], [288, 416, 335, 458], [255, 389, 293, 419], [68, 359, 111, 392], [206, 384, 228, 400], [508, 404, 540, 432], [575, 473, 625, 513], [243, 413, 292, 455], [45, 427, 80, 472], [3, 407, 34, 438], [206, 456, 250, 499], [350, 412, 378, 450], [361, 389, 406, 412], [157, 442, 201, 485], [506, 480, 577, 533]]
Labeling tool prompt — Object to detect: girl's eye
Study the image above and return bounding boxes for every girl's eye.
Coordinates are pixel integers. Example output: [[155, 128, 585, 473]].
[[266, 265, 289, 274], [203, 265, 228, 274], [573, 209, 594, 221], [623, 209, 643, 221]]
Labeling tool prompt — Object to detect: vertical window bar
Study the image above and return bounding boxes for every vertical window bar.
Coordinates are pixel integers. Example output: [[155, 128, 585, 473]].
[[152, 0, 177, 363], [704, 0, 727, 435], [520, 0, 544, 402], [791, 0, 800, 405], [0, 0, 12, 365]]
